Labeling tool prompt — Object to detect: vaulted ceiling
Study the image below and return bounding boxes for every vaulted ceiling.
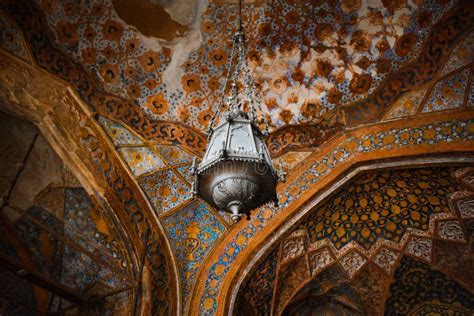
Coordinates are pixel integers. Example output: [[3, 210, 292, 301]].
[[235, 166, 474, 315], [0, 0, 473, 315]]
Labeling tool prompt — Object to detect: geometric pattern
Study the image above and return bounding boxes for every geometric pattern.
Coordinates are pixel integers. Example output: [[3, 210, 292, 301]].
[[236, 166, 474, 315], [422, 69, 470, 113], [162, 200, 225, 313], [98, 116, 143, 146], [139, 169, 193, 214], [383, 87, 429, 120], [440, 31, 474, 76], [201, 118, 474, 314], [118, 147, 166, 176], [304, 168, 458, 250], [154, 146, 196, 168]]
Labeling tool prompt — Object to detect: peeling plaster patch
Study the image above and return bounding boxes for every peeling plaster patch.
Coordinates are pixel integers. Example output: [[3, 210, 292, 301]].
[[162, 32, 203, 92], [153, 0, 201, 26]]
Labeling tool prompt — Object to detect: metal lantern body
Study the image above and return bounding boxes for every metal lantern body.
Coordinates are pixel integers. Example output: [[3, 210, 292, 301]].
[[194, 108, 279, 222], [191, 7, 284, 223]]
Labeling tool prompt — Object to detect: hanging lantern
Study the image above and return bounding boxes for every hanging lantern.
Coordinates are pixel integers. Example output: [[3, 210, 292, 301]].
[[191, 2, 284, 223]]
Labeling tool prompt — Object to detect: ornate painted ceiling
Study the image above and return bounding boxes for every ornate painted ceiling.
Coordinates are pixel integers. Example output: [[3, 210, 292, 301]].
[[0, 0, 473, 315], [0, 111, 136, 314], [235, 166, 474, 315]]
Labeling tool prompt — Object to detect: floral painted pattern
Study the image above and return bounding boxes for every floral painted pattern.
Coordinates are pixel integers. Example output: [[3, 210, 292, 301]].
[[422, 69, 469, 113], [35, 0, 455, 130], [383, 87, 429, 120], [118, 147, 166, 176], [98, 116, 143, 146], [139, 169, 193, 214], [162, 200, 225, 312]]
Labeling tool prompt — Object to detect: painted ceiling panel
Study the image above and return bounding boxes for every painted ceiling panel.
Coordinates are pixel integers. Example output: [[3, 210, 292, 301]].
[[61, 244, 100, 291], [98, 116, 143, 146], [175, 164, 195, 186], [421, 68, 470, 113], [29, 0, 456, 130], [7, 187, 132, 297], [235, 166, 474, 315], [440, 30, 474, 76], [26, 204, 63, 233], [162, 199, 226, 313], [14, 215, 62, 280], [383, 87, 429, 120], [154, 145, 197, 167], [303, 168, 458, 250], [64, 188, 129, 271], [118, 146, 167, 176], [2, 0, 471, 161], [139, 169, 193, 214]]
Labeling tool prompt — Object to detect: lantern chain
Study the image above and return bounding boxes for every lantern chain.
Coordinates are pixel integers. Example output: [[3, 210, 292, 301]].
[[240, 39, 271, 136], [207, 0, 271, 137], [206, 33, 237, 138], [228, 31, 244, 112]]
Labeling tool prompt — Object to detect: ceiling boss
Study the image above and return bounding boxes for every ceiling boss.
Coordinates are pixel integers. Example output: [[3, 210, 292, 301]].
[[191, 0, 285, 223]]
